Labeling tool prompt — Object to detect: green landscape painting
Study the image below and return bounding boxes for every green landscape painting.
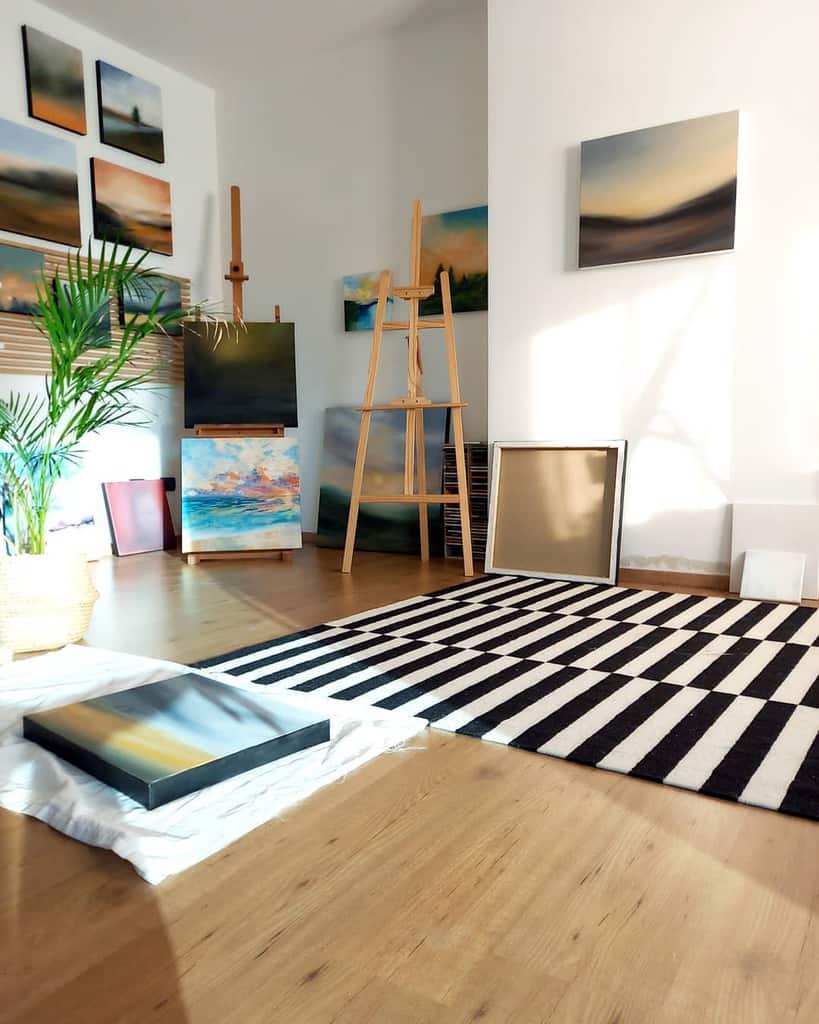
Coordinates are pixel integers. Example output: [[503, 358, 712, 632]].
[[419, 205, 488, 316]]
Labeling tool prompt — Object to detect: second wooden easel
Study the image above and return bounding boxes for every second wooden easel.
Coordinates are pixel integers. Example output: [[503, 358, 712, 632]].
[[342, 199, 474, 577]]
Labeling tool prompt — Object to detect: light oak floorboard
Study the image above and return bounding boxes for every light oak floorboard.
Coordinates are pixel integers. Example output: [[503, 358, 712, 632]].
[[2, 546, 819, 1023]]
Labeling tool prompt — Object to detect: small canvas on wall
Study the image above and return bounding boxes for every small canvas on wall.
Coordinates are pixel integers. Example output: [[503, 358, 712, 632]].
[[343, 272, 394, 331], [181, 438, 302, 554], [54, 277, 111, 346], [578, 111, 739, 268], [91, 157, 173, 255], [96, 60, 164, 163], [419, 205, 488, 316], [317, 406, 449, 555], [0, 117, 81, 246], [22, 26, 87, 135], [0, 244, 44, 315], [120, 274, 183, 336]]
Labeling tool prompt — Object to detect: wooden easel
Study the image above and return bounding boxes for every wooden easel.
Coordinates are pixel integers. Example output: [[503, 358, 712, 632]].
[[342, 199, 474, 577], [185, 185, 295, 566]]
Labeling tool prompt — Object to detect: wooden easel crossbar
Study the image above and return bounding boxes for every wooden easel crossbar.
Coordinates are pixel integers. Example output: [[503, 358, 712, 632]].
[[342, 199, 474, 577]]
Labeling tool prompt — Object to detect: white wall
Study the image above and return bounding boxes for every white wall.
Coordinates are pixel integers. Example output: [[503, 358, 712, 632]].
[[488, 0, 819, 575], [0, 0, 222, 526], [216, 1, 488, 531]]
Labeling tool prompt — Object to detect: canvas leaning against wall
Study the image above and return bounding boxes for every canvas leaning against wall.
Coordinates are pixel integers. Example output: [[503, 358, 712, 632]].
[[317, 406, 449, 555], [578, 110, 739, 268], [0, 117, 81, 247], [419, 205, 488, 316], [181, 438, 302, 554], [22, 26, 87, 135]]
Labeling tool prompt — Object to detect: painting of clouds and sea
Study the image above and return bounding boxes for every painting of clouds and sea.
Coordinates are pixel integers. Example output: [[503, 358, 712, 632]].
[[181, 438, 302, 554]]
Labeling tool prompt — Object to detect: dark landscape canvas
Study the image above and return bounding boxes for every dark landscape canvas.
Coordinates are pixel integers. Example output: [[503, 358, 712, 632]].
[[22, 26, 86, 135], [316, 405, 449, 555], [120, 274, 183, 335], [0, 244, 43, 315], [54, 277, 111, 345], [91, 157, 173, 255], [0, 117, 81, 246], [579, 111, 739, 268], [419, 205, 488, 316], [97, 60, 164, 162]]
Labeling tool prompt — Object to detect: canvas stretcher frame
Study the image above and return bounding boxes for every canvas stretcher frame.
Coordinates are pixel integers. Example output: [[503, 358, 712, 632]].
[[485, 440, 627, 585]]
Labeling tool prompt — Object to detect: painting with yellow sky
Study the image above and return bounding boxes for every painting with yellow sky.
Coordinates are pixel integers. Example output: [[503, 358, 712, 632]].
[[578, 111, 738, 268], [91, 157, 173, 255], [419, 205, 488, 315], [0, 243, 43, 315]]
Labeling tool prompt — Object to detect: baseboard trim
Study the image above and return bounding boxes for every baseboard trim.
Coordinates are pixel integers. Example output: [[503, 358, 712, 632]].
[[619, 567, 731, 593]]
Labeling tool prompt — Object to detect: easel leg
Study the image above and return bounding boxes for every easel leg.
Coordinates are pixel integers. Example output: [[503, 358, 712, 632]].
[[404, 408, 416, 496], [342, 410, 373, 573], [415, 411, 429, 561], [451, 408, 474, 577]]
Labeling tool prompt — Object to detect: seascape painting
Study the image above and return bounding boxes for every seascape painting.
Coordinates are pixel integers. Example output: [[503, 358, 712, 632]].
[[0, 117, 81, 246], [343, 272, 394, 331], [22, 26, 86, 135], [419, 205, 488, 316], [181, 438, 302, 553], [120, 274, 183, 336], [0, 244, 43, 315], [96, 61, 164, 162], [91, 157, 173, 255], [316, 405, 449, 555], [578, 111, 739, 268]]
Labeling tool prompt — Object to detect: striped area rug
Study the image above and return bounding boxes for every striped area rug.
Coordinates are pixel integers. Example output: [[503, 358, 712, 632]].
[[196, 575, 819, 821]]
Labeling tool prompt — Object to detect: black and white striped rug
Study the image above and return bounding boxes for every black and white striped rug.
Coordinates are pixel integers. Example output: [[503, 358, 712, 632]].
[[196, 575, 819, 821]]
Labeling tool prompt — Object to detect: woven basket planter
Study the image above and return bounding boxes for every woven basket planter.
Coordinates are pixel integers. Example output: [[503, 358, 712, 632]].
[[0, 553, 99, 654]]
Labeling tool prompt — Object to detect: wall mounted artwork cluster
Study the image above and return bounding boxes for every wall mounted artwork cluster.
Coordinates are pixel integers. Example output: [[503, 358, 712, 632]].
[[0, 25, 172, 256]]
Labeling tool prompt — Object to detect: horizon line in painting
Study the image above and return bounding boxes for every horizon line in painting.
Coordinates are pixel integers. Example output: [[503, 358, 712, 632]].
[[419, 205, 488, 316], [22, 26, 87, 136], [0, 243, 44, 316], [91, 157, 173, 255], [181, 437, 302, 554], [343, 271, 395, 332], [97, 60, 164, 163], [578, 110, 739, 268], [0, 116, 81, 247]]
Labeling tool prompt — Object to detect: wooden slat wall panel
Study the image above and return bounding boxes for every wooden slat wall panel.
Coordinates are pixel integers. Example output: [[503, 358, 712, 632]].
[[0, 239, 190, 384]]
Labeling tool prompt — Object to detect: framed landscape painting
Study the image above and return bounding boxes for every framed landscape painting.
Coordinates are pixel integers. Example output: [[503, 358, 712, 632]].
[[578, 111, 739, 268], [91, 157, 173, 255], [419, 205, 488, 316], [0, 244, 43, 315], [22, 26, 86, 135], [96, 61, 164, 163], [343, 272, 394, 331], [120, 274, 183, 335], [0, 117, 81, 246], [181, 437, 302, 554]]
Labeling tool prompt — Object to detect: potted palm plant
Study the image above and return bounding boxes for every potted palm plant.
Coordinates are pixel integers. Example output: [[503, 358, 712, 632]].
[[0, 243, 192, 654]]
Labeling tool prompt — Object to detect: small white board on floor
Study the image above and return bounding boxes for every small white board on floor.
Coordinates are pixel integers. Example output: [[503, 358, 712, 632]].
[[731, 503, 819, 599], [739, 549, 806, 604]]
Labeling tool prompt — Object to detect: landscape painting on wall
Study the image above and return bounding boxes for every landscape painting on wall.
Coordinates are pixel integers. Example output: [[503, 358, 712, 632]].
[[120, 274, 183, 335], [316, 406, 449, 555], [91, 157, 173, 255], [96, 61, 164, 162], [181, 438, 302, 553], [343, 272, 394, 331], [54, 278, 112, 345], [419, 205, 488, 316], [22, 26, 86, 135], [0, 244, 44, 315], [0, 117, 81, 246], [578, 110, 739, 268]]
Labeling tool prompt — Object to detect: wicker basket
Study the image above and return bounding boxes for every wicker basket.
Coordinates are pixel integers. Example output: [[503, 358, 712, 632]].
[[0, 553, 99, 654]]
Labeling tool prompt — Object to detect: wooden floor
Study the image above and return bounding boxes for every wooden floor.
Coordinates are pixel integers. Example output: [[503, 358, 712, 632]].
[[3, 546, 819, 1023]]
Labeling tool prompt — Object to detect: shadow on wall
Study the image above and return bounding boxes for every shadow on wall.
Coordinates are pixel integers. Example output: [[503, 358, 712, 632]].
[[518, 146, 738, 572]]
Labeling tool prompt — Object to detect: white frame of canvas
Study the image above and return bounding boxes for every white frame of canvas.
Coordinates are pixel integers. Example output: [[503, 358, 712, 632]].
[[485, 440, 627, 585]]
